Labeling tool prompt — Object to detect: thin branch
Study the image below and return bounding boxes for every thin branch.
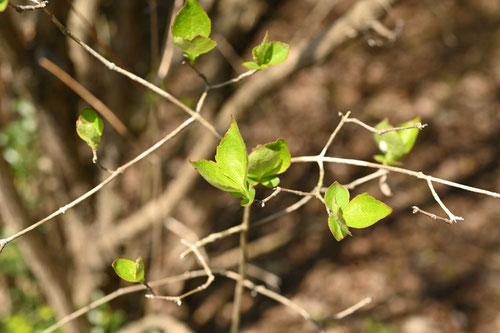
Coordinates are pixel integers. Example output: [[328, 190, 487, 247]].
[[230, 204, 252, 333], [425, 179, 463, 223], [291, 156, 500, 199], [342, 113, 427, 135], [38, 57, 132, 139], [320, 296, 373, 322], [0, 117, 195, 253], [91, 150, 113, 174], [146, 239, 214, 304], [41, 8, 222, 139], [344, 169, 389, 190], [208, 70, 258, 90], [411, 206, 455, 224], [10, 0, 48, 12]]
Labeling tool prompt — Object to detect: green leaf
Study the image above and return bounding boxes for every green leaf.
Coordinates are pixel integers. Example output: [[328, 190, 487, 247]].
[[191, 117, 254, 205], [374, 120, 405, 163], [173, 35, 217, 62], [76, 108, 103, 150], [172, 0, 211, 40], [243, 62, 266, 70], [343, 193, 392, 229], [247, 139, 290, 187], [191, 159, 244, 192], [328, 212, 352, 241], [265, 42, 290, 65], [260, 176, 280, 188], [324, 181, 349, 213], [398, 116, 421, 154], [244, 32, 290, 69], [248, 147, 280, 180], [216, 116, 248, 188], [264, 139, 291, 174], [0, 0, 8, 12], [112, 257, 145, 283], [253, 32, 270, 65]]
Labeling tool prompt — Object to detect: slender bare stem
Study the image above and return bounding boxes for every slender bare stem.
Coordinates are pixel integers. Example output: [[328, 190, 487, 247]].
[[425, 179, 463, 223], [291, 156, 500, 199], [343, 113, 427, 135], [146, 239, 214, 304], [208, 70, 258, 90], [230, 204, 252, 333], [411, 206, 455, 224]]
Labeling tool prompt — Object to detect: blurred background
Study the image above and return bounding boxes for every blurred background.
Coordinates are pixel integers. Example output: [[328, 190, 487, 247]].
[[0, 0, 499, 332]]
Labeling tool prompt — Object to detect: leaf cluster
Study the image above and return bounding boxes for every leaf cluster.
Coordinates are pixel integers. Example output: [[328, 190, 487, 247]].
[[191, 117, 291, 206], [243, 32, 290, 70], [172, 0, 216, 62], [324, 182, 392, 241]]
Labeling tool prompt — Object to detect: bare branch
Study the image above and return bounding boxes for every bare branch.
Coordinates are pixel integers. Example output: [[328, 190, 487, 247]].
[[425, 179, 464, 223], [10, 0, 48, 12], [291, 156, 500, 200], [146, 239, 214, 304], [411, 206, 456, 224], [342, 112, 427, 135]]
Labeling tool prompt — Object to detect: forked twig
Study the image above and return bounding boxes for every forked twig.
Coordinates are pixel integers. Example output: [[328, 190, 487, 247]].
[[411, 206, 455, 224], [146, 239, 214, 304]]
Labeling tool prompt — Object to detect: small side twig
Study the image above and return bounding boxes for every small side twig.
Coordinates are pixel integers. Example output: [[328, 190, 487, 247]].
[[343, 114, 427, 135], [343, 169, 389, 190], [411, 206, 455, 224], [146, 239, 214, 305], [92, 150, 113, 174], [10, 0, 48, 12], [425, 178, 463, 223]]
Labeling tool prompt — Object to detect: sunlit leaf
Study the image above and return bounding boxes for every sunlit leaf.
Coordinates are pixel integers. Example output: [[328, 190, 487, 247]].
[[112, 257, 145, 283], [172, 0, 211, 40], [343, 193, 392, 229], [76, 108, 103, 150]]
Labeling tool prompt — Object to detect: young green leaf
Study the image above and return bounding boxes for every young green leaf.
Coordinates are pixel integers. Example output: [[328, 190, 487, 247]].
[[328, 212, 352, 241], [172, 0, 216, 62], [343, 193, 392, 229], [112, 257, 145, 284], [172, 0, 211, 40], [253, 32, 270, 65], [0, 0, 8, 12], [324, 181, 349, 213], [374, 117, 422, 165], [374, 120, 405, 164], [190, 160, 243, 192], [173, 35, 217, 62], [216, 117, 248, 188], [76, 108, 103, 150], [247, 139, 290, 187], [191, 117, 253, 205], [244, 32, 290, 70]]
